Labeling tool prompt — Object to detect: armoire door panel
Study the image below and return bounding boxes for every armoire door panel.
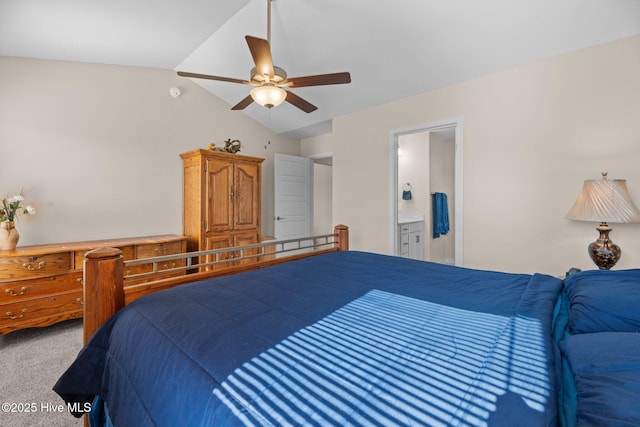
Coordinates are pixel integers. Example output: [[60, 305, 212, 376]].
[[206, 159, 234, 232], [205, 235, 234, 270], [234, 162, 260, 230], [234, 232, 260, 266]]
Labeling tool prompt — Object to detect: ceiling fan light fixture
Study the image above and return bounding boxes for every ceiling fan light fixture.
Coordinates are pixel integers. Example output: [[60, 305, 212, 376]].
[[177, 0, 350, 113], [250, 85, 287, 108]]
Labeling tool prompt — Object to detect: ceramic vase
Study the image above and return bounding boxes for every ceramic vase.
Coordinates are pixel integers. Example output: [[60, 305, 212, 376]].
[[0, 221, 19, 250]]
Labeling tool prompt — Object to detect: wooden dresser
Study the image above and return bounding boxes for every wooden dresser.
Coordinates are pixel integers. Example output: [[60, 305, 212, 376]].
[[181, 149, 264, 268], [0, 234, 186, 335]]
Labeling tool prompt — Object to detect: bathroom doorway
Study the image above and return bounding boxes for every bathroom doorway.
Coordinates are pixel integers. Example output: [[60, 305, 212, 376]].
[[390, 119, 463, 265]]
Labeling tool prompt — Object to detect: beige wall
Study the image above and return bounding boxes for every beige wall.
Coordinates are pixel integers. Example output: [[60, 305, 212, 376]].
[[313, 163, 333, 235], [0, 56, 300, 245], [303, 35, 640, 275]]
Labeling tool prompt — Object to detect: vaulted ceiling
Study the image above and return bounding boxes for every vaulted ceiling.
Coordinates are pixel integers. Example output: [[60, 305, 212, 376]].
[[2, 0, 639, 139]]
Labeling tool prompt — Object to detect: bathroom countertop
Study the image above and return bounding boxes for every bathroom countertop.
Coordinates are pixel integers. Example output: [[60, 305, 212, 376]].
[[398, 213, 425, 224]]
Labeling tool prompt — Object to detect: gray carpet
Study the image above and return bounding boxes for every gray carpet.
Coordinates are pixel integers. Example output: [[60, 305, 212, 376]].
[[0, 319, 84, 427]]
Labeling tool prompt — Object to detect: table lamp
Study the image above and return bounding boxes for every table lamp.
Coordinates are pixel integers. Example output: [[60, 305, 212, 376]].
[[566, 172, 640, 269]]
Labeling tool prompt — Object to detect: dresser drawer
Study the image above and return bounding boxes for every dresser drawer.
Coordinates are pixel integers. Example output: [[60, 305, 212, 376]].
[[125, 240, 185, 278], [1, 290, 83, 327], [124, 258, 187, 280], [0, 272, 83, 303], [0, 252, 72, 282], [135, 241, 184, 258], [73, 245, 135, 270]]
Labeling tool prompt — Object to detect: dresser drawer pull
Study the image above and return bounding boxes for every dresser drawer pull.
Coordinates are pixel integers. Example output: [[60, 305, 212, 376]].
[[22, 261, 46, 271], [76, 298, 83, 305], [6, 309, 27, 320], [5, 286, 27, 297], [161, 263, 177, 270], [154, 247, 169, 255]]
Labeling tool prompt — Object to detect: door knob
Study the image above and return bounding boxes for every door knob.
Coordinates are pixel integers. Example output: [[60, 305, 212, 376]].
[[276, 216, 285, 221]]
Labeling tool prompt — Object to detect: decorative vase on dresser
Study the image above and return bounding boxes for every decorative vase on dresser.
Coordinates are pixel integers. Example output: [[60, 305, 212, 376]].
[[0, 221, 19, 250]]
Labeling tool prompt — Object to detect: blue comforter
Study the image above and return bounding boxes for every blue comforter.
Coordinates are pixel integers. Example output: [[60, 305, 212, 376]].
[[55, 251, 562, 426]]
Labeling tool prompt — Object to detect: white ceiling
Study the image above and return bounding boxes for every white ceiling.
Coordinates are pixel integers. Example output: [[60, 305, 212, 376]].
[[2, 0, 640, 139]]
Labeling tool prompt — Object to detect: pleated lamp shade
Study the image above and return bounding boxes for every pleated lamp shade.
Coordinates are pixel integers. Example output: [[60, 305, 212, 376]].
[[566, 174, 640, 223], [566, 173, 640, 269]]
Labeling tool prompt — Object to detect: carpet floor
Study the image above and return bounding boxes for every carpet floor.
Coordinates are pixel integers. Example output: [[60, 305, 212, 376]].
[[0, 319, 84, 427]]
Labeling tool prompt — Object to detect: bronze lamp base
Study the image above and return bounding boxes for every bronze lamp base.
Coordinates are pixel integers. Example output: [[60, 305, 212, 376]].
[[588, 222, 621, 270]]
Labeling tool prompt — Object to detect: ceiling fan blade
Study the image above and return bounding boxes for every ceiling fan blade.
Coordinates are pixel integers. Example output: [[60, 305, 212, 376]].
[[177, 71, 251, 85], [245, 36, 275, 80], [286, 72, 351, 88], [284, 90, 317, 113], [231, 95, 254, 110]]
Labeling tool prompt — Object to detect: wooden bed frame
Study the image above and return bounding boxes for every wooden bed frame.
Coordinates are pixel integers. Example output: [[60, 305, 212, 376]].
[[82, 225, 349, 344]]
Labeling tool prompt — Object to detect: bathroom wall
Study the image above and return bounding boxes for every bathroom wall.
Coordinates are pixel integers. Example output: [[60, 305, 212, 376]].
[[398, 132, 430, 259], [429, 133, 455, 264]]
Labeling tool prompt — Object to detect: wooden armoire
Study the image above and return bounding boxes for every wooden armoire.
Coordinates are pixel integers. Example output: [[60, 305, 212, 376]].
[[180, 149, 264, 266]]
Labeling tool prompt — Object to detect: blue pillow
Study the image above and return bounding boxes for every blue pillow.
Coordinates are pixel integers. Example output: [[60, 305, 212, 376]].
[[560, 332, 640, 427], [563, 269, 640, 334]]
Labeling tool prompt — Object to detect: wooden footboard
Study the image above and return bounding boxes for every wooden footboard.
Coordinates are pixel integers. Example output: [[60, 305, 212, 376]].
[[82, 225, 349, 344]]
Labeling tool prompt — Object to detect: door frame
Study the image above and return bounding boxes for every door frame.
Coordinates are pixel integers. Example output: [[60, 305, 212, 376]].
[[389, 117, 464, 266]]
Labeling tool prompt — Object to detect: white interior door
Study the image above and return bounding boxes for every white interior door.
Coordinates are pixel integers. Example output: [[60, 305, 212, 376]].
[[274, 153, 313, 242]]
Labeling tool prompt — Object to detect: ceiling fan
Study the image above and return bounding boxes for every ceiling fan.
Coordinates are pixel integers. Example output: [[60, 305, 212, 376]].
[[177, 0, 351, 113]]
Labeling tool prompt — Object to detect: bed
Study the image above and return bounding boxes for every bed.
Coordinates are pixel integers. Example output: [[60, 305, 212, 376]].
[[558, 268, 640, 427], [53, 226, 640, 426]]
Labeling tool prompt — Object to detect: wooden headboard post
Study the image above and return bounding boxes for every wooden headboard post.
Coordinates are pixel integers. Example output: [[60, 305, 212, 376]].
[[83, 247, 124, 344], [334, 225, 349, 251]]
